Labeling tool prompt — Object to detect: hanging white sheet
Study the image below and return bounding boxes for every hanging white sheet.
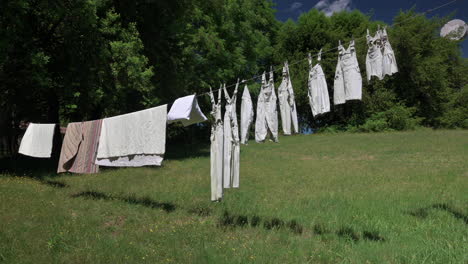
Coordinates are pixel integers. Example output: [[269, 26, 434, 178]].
[[18, 123, 56, 158], [96, 105, 167, 167], [167, 94, 207, 126]]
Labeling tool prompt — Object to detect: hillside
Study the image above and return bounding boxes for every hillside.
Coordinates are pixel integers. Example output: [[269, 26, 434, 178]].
[[1, 129, 467, 263]]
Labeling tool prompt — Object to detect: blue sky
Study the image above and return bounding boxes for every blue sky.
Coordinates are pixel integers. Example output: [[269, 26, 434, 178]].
[[272, 0, 468, 57]]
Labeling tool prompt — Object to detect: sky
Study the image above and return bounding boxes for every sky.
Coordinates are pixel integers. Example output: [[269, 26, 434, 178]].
[[273, 0, 468, 57]]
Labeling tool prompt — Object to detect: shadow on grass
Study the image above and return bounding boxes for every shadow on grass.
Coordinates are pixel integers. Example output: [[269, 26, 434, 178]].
[[218, 211, 303, 235], [71, 191, 177, 213], [408, 203, 468, 225], [0, 155, 60, 179], [164, 143, 210, 161]]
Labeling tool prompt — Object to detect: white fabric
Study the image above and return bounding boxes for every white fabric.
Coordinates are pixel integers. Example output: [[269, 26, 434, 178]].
[[95, 155, 163, 167], [223, 83, 240, 188], [255, 73, 268, 142], [308, 53, 330, 116], [333, 40, 362, 104], [209, 87, 224, 201], [96, 105, 167, 166], [18, 123, 56, 158], [255, 72, 279, 142], [240, 85, 254, 144], [366, 29, 384, 81], [266, 71, 279, 141], [167, 94, 207, 126], [381, 28, 398, 77], [278, 62, 299, 135], [440, 19, 467, 40]]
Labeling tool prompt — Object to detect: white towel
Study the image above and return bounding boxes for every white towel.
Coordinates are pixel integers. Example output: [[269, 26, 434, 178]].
[[18, 123, 56, 158], [96, 105, 167, 166], [167, 95, 207, 126]]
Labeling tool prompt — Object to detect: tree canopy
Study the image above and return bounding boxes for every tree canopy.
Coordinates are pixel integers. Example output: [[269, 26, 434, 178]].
[[1, 0, 467, 152]]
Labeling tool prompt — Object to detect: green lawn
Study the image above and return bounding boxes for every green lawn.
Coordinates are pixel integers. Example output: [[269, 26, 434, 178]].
[[1, 129, 467, 263]]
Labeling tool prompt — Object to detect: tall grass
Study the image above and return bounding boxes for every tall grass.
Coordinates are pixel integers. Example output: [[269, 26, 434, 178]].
[[1, 129, 467, 263]]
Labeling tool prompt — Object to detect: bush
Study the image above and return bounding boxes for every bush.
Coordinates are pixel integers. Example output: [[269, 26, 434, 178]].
[[354, 105, 420, 133], [438, 85, 468, 128], [384, 105, 421, 130], [359, 113, 391, 132]]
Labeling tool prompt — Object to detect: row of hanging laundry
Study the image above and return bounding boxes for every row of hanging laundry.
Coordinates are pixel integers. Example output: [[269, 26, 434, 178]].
[[16, 26, 398, 201], [207, 27, 398, 200], [18, 96, 208, 174]]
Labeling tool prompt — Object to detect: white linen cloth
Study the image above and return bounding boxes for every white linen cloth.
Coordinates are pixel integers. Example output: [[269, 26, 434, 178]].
[[95, 155, 163, 167], [18, 123, 56, 158], [278, 62, 299, 135], [209, 87, 224, 201], [308, 51, 330, 116], [96, 105, 167, 166], [167, 94, 207, 126], [223, 82, 240, 188], [255, 71, 279, 142], [381, 27, 398, 77], [366, 28, 384, 81], [333, 40, 362, 105], [240, 85, 254, 144]]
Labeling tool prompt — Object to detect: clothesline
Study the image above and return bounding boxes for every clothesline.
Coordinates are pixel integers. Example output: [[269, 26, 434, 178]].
[[196, 0, 459, 98], [17, 0, 459, 128]]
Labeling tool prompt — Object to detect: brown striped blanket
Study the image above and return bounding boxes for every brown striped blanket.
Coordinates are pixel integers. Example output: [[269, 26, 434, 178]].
[[57, 120, 102, 174]]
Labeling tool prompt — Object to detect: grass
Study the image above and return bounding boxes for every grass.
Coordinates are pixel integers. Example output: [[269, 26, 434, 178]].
[[0, 129, 467, 263]]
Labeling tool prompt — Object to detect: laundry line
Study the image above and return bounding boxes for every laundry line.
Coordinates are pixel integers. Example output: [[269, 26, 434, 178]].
[[16, 0, 459, 130], [195, 0, 459, 98]]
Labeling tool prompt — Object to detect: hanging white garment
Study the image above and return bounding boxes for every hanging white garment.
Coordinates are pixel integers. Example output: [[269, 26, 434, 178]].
[[240, 85, 254, 144], [209, 87, 223, 201], [278, 62, 299, 135], [223, 82, 240, 188], [255, 73, 268, 142], [255, 72, 279, 142], [333, 40, 362, 104], [381, 27, 398, 77], [366, 28, 384, 81], [266, 71, 279, 141], [167, 94, 207, 126], [18, 123, 56, 158], [308, 51, 330, 116], [96, 105, 167, 167]]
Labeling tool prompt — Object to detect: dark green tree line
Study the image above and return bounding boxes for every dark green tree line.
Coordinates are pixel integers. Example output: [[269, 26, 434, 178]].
[[1, 0, 467, 155]]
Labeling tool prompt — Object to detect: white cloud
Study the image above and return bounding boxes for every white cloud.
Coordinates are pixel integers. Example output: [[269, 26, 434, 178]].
[[314, 0, 352, 16], [289, 2, 303, 12]]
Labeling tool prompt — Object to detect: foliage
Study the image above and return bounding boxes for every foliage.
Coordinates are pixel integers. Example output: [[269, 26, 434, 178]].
[[345, 104, 421, 133], [438, 84, 468, 128], [0, 1, 467, 153]]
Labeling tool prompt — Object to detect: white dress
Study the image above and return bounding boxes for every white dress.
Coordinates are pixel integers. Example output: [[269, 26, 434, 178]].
[[381, 27, 398, 77], [223, 82, 240, 188], [209, 87, 224, 201], [333, 40, 362, 104], [308, 51, 330, 116], [240, 85, 254, 144], [366, 29, 384, 81], [278, 62, 299, 135]]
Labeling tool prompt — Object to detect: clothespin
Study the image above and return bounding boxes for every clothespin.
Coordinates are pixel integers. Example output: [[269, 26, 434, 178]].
[[308, 53, 313, 67], [338, 40, 342, 47], [317, 49, 322, 61]]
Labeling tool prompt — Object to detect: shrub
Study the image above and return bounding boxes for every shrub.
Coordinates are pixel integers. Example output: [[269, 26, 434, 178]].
[[355, 105, 420, 132]]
